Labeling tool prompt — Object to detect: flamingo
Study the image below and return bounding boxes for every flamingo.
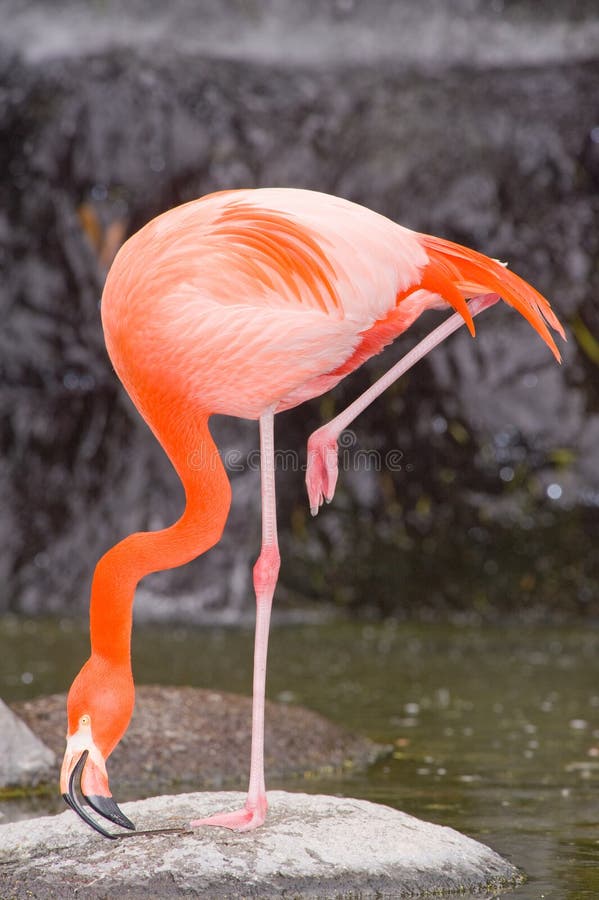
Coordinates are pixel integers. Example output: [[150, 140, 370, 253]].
[[60, 187, 564, 837]]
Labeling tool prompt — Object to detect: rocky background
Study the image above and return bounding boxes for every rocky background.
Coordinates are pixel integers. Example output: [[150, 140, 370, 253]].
[[1, 0, 598, 621]]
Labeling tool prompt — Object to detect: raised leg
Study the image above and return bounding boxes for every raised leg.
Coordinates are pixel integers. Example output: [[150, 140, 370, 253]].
[[191, 408, 280, 832], [306, 294, 500, 514]]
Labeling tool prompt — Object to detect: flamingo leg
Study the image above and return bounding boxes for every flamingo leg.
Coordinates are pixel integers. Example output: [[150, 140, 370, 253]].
[[191, 408, 280, 832], [306, 294, 500, 514]]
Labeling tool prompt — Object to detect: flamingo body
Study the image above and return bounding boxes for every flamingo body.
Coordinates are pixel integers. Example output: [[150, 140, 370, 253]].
[[102, 188, 561, 423], [61, 187, 564, 837], [102, 189, 422, 420]]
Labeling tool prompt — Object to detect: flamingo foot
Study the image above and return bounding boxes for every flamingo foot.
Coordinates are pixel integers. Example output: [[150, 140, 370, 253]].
[[190, 796, 267, 832], [306, 427, 338, 515]]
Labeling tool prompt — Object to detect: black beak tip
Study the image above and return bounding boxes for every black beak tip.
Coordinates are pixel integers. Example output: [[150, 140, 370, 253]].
[[64, 749, 135, 838], [85, 794, 136, 831]]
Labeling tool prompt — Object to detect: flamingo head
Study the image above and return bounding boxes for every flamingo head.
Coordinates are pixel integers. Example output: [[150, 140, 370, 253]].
[[60, 656, 135, 837]]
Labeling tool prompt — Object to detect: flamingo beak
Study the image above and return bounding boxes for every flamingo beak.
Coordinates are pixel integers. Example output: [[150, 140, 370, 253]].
[[60, 736, 135, 838]]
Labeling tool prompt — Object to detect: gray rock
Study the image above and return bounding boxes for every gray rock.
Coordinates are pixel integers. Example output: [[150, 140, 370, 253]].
[[1, 0, 598, 68], [0, 790, 521, 898], [0, 699, 55, 788], [10, 687, 385, 798]]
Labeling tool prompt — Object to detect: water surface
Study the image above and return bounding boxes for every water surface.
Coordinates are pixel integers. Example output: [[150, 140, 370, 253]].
[[1, 616, 598, 897]]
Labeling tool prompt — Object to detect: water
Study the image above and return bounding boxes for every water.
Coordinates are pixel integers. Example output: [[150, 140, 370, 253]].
[[2, 615, 599, 897]]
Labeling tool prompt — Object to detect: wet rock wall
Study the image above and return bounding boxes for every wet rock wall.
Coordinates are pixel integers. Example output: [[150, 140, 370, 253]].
[[1, 1, 598, 619]]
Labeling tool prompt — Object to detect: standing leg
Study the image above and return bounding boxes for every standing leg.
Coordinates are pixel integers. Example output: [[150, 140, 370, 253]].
[[306, 294, 499, 514], [191, 408, 279, 832]]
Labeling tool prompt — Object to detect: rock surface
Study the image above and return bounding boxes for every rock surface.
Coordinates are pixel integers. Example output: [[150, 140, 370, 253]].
[[0, 698, 55, 789], [9, 686, 383, 795], [2, 0, 598, 68], [0, 790, 521, 898]]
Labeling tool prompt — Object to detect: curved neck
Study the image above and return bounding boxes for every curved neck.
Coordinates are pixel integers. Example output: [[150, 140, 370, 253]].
[[89, 414, 231, 663]]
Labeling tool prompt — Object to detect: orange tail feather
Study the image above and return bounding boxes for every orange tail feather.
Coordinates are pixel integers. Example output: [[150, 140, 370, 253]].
[[418, 233, 565, 361]]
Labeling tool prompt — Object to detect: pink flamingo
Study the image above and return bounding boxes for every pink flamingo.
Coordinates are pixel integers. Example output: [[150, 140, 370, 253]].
[[60, 188, 564, 836]]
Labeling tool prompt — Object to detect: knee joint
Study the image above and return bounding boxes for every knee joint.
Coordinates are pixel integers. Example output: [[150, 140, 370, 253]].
[[253, 546, 280, 593]]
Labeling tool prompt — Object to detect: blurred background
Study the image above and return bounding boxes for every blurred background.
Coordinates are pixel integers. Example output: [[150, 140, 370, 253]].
[[1, 0, 598, 624], [1, 2, 599, 895]]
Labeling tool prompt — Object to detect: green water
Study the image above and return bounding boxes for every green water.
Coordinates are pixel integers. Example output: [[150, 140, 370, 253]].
[[2, 615, 599, 898]]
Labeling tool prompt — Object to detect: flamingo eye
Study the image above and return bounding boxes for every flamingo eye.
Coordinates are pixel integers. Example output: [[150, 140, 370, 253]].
[[79, 714, 91, 727]]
